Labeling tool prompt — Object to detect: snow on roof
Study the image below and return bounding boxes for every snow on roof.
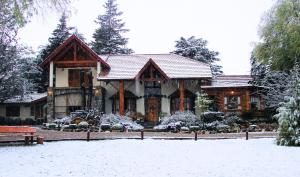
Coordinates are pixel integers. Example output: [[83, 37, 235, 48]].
[[202, 75, 253, 89], [3, 93, 47, 104], [97, 54, 212, 80]]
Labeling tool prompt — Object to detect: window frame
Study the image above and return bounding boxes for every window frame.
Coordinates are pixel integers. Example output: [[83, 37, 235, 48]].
[[6, 105, 20, 117]]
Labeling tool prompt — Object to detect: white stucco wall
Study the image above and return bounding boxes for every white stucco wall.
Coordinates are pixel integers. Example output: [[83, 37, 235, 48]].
[[55, 67, 99, 87], [0, 105, 6, 117]]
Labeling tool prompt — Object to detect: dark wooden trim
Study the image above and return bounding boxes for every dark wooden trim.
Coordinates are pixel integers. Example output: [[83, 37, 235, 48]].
[[135, 59, 169, 80], [119, 80, 125, 116], [179, 80, 184, 112], [41, 35, 110, 69], [74, 43, 77, 61]]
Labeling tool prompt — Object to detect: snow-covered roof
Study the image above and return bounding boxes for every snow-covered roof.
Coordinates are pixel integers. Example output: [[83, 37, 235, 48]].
[[201, 75, 253, 89], [3, 93, 47, 104], [97, 54, 212, 80]]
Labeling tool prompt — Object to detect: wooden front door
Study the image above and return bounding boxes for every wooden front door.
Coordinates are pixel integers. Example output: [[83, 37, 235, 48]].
[[146, 98, 160, 122]]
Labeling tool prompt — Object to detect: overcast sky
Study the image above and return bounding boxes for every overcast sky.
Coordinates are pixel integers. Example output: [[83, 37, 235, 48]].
[[18, 0, 275, 75]]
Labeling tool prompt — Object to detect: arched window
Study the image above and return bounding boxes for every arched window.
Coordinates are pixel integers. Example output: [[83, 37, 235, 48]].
[[169, 89, 195, 114], [110, 91, 137, 114]]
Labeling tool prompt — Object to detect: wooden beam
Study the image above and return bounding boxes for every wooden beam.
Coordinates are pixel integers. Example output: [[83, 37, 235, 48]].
[[73, 43, 77, 61], [179, 80, 185, 112], [245, 90, 250, 111], [119, 80, 125, 116]]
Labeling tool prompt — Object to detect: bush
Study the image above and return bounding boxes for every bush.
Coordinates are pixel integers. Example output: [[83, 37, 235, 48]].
[[100, 114, 143, 131], [201, 111, 224, 123], [223, 114, 248, 126], [23, 118, 35, 125], [14, 118, 22, 125], [78, 121, 89, 129], [189, 126, 200, 132], [48, 123, 57, 129], [180, 126, 190, 133], [69, 124, 77, 129], [0, 116, 5, 125], [111, 123, 124, 131], [160, 111, 201, 127], [100, 123, 111, 131]]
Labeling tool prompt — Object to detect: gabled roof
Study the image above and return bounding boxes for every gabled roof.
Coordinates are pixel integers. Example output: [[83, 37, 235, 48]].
[[135, 58, 169, 80], [98, 54, 212, 80], [201, 75, 253, 89], [41, 35, 110, 69], [3, 93, 47, 104]]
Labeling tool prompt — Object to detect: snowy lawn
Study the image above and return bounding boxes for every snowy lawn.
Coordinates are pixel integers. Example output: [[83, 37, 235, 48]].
[[0, 138, 300, 177]]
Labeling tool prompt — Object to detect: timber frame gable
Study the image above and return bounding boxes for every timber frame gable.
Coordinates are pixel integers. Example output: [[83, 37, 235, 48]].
[[41, 35, 110, 69]]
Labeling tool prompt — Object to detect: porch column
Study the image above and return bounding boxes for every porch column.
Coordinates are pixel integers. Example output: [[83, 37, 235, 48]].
[[245, 90, 250, 111], [119, 80, 125, 116], [97, 61, 101, 75], [49, 61, 54, 87], [179, 80, 185, 112]]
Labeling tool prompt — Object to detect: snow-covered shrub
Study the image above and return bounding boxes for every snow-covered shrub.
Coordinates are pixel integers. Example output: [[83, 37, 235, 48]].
[[154, 111, 200, 132], [223, 114, 248, 126], [201, 111, 224, 123], [69, 124, 77, 129], [160, 111, 201, 127], [54, 116, 72, 124], [153, 125, 168, 132], [48, 123, 57, 129], [274, 96, 300, 146], [111, 123, 124, 131], [100, 123, 111, 131], [78, 121, 89, 129], [189, 125, 200, 132], [100, 114, 143, 131], [216, 124, 230, 133], [205, 121, 223, 131], [180, 126, 190, 133]]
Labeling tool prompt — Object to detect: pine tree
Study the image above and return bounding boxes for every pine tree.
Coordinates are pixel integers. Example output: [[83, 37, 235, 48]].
[[275, 66, 300, 146], [91, 0, 133, 55], [195, 90, 212, 114], [34, 12, 74, 93], [172, 36, 223, 76]]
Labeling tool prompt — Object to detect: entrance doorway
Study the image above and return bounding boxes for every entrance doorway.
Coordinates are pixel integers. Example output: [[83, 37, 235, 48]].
[[146, 97, 160, 122]]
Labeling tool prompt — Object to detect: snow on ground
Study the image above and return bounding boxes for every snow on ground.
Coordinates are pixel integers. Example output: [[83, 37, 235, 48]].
[[0, 138, 300, 177]]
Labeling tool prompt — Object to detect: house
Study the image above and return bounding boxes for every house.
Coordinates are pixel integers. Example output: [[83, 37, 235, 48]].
[[202, 75, 264, 116], [41, 35, 264, 123], [0, 93, 47, 121]]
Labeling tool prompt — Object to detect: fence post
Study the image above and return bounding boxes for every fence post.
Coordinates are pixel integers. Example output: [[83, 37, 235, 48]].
[[141, 130, 144, 140], [194, 131, 198, 141], [87, 129, 90, 142], [246, 130, 248, 140]]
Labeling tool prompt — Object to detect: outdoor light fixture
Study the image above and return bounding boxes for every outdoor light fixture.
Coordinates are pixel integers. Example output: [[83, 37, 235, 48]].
[[230, 91, 234, 95], [95, 88, 101, 96], [47, 89, 53, 97]]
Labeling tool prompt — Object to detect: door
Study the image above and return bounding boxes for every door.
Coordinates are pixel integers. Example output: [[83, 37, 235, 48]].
[[146, 97, 160, 122]]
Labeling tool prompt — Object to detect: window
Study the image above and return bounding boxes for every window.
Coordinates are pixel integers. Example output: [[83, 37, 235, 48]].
[[144, 81, 161, 96], [170, 90, 195, 114], [111, 91, 137, 114], [68, 69, 90, 87], [250, 96, 260, 110], [31, 106, 34, 116], [112, 98, 136, 114], [6, 105, 20, 117], [224, 96, 241, 110]]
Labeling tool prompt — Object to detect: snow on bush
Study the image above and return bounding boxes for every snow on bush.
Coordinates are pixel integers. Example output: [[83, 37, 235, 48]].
[[274, 96, 300, 146], [201, 111, 224, 123], [100, 114, 143, 131], [223, 113, 248, 126], [154, 111, 201, 131]]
